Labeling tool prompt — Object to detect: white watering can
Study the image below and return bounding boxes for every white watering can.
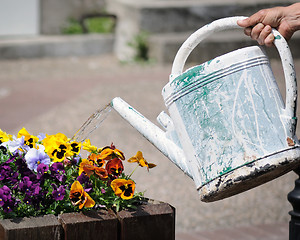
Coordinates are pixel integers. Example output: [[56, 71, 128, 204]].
[[111, 16, 300, 202]]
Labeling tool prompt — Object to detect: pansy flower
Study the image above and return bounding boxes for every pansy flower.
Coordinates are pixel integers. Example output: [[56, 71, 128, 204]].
[[70, 141, 81, 156], [2, 198, 15, 213], [51, 184, 65, 201], [23, 195, 33, 205], [79, 159, 108, 180], [94, 167, 108, 181], [82, 139, 98, 153], [99, 145, 125, 160], [17, 127, 39, 148], [1, 136, 26, 154], [128, 151, 156, 171], [6, 171, 19, 184], [19, 176, 34, 195], [69, 181, 95, 209], [77, 173, 93, 193], [88, 153, 105, 167], [111, 179, 135, 200], [106, 158, 124, 178], [37, 163, 49, 179], [42, 133, 72, 162], [0, 186, 11, 207], [77, 172, 90, 185], [0, 165, 11, 181], [50, 162, 66, 182], [51, 143, 71, 162], [0, 129, 12, 144], [79, 159, 95, 177], [25, 145, 51, 172]]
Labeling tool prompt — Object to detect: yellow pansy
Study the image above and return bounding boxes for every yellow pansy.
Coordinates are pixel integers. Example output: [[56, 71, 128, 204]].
[[17, 127, 39, 148], [0, 129, 12, 144], [82, 139, 98, 153]]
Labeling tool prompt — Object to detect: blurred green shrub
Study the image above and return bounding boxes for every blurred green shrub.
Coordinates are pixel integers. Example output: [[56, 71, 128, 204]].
[[62, 17, 115, 34]]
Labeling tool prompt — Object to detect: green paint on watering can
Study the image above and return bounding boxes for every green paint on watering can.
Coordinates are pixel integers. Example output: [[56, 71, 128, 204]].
[[128, 106, 145, 119], [201, 86, 210, 98], [171, 65, 206, 88], [207, 59, 213, 65], [219, 166, 233, 175]]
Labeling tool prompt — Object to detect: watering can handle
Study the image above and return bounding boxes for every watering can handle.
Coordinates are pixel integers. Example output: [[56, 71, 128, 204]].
[[170, 16, 297, 120]]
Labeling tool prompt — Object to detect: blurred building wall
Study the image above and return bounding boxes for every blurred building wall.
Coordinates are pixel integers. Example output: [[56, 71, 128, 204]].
[[0, 0, 39, 36]]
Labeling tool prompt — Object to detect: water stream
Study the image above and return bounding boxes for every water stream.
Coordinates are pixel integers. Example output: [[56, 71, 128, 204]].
[[71, 103, 112, 143]]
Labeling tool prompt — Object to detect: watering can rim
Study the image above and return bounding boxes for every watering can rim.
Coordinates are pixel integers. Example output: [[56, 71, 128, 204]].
[[168, 16, 297, 126]]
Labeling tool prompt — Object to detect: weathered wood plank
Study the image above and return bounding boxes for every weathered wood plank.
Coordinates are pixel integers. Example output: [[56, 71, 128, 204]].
[[0, 214, 62, 240], [58, 210, 118, 240], [117, 201, 175, 240]]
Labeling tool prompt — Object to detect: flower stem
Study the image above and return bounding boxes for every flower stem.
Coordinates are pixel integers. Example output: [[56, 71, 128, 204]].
[[128, 165, 139, 178]]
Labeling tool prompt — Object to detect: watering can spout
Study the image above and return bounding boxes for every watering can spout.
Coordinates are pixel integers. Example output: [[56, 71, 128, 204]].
[[111, 97, 192, 178]]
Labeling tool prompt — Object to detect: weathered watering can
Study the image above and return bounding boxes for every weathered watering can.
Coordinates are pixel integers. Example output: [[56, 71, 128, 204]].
[[111, 16, 300, 202]]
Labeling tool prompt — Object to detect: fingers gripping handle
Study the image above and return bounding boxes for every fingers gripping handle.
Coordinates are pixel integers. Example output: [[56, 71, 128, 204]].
[[170, 16, 297, 125]]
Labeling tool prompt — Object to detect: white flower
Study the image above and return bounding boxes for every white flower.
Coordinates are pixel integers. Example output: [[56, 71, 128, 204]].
[[25, 145, 50, 172], [1, 136, 25, 153]]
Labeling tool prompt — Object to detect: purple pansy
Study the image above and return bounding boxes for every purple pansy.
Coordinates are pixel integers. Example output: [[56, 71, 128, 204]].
[[0, 188, 8, 207], [51, 184, 65, 201], [37, 163, 49, 179], [77, 172, 89, 184], [19, 176, 33, 193], [6, 171, 19, 184], [0, 185, 12, 208], [19, 176, 40, 196], [77, 173, 93, 192], [0, 164, 11, 181], [23, 195, 32, 205], [50, 162, 66, 182], [2, 198, 15, 213]]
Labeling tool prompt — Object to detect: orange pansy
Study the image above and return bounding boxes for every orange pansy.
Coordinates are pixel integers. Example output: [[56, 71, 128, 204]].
[[98, 147, 125, 160], [111, 179, 135, 200], [69, 181, 95, 209], [95, 167, 108, 181], [88, 153, 105, 167], [128, 151, 156, 171], [79, 159, 95, 177]]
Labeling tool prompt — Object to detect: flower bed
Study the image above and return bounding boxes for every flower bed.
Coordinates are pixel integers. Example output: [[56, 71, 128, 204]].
[[0, 128, 157, 218]]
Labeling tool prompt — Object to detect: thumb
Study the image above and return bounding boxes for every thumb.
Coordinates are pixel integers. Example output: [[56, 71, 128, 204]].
[[237, 11, 267, 28], [237, 18, 251, 27]]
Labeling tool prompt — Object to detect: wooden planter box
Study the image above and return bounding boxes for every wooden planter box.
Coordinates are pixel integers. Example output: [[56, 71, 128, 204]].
[[0, 200, 175, 240]]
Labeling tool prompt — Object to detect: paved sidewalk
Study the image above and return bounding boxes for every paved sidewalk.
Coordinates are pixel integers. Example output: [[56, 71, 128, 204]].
[[0, 54, 299, 238], [177, 223, 288, 240]]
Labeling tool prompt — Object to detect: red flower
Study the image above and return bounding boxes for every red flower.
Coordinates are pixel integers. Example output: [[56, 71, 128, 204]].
[[106, 158, 124, 177]]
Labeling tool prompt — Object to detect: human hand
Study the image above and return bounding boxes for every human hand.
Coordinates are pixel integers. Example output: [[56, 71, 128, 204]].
[[237, 3, 300, 47]]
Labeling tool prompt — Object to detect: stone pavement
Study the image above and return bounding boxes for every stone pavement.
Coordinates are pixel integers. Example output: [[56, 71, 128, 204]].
[[0, 53, 299, 239]]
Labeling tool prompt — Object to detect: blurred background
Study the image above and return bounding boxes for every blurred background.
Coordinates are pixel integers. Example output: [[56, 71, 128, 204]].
[[0, 0, 300, 237]]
